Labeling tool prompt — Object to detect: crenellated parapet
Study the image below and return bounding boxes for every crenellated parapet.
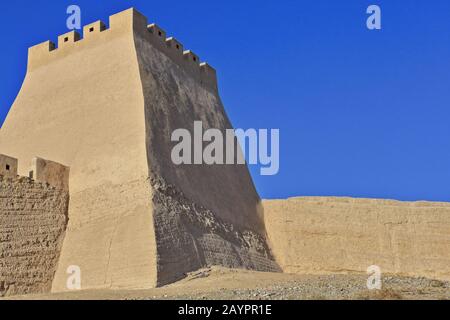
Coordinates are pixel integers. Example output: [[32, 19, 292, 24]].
[[0, 154, 69, 190], [27, 8, 218, 92]]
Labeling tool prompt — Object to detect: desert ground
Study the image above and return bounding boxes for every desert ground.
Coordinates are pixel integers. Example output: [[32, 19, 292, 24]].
[[5, 267, 449, 300]]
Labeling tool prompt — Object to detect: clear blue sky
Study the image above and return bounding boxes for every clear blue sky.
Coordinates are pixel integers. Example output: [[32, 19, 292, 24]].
[[1, 1, 450, 201]]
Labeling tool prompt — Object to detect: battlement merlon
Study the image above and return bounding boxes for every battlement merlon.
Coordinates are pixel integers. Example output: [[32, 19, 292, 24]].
[[83, 21, 107, 38], [0, 154, 18, 179], [26, 8, 218, 93], [30, 157, 70, 191]]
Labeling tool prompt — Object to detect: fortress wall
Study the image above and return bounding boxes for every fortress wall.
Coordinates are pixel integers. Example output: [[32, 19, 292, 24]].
[[3, 6, 448, 293], [0, 9, 157, 291], [133, 11, 280, 285], [0, 175, 69, 296], [264, 197, 450, 281], [0, 7, 279, 291]]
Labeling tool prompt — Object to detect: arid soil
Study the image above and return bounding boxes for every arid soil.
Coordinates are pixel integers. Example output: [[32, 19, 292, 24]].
[[5, 267, 449, 300]]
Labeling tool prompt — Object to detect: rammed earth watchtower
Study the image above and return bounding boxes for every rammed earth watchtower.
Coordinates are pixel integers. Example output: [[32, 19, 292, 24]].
[[0, 8, 279, 292]]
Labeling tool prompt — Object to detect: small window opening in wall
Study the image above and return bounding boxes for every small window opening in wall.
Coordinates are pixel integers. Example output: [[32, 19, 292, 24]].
[[64, 37, 69, 42], [158, 31, 162, 37], [193, 57, 197, 62], [176, 44, 180, 49], [89, 27, 94, 32], [6, 165, 10, 171]]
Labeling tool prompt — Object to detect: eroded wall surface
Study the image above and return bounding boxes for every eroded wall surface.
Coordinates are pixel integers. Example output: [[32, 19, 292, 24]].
[[264, 197, 450, 281], [0, 176, 69, 296], [150, 177, 279, 286]]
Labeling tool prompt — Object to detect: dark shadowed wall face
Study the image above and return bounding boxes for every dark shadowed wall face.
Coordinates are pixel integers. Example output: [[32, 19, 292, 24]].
[[134, 12, 280, 284]]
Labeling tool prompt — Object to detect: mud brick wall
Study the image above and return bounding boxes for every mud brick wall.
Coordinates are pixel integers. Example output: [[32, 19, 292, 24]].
[[0, 175, 69, 296], [264, 197, 450, 281]]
